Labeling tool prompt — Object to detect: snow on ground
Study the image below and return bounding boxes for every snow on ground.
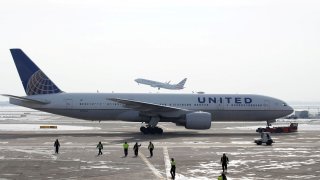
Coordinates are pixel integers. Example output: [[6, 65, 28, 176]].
[[0, 124, 100, 131]]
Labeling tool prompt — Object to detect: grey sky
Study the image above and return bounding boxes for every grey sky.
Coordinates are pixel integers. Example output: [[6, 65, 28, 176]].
[[0, 0, 319, 102]]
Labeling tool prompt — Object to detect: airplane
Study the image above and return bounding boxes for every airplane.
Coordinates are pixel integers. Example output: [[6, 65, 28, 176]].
[[3, 49, 294, 134], [135, 78, 187, 90]]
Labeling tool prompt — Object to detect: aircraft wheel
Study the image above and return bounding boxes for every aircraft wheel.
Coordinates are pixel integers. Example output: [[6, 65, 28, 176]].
[[155, 127, 163, 134], [149, 127, 155, 134], [141, 126, 164, 135], [145, 127, 151, 134], [140, 126, 149, 134]]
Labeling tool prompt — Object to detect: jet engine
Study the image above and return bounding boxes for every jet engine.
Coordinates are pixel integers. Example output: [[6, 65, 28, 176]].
[[185, 111, 212, 130]]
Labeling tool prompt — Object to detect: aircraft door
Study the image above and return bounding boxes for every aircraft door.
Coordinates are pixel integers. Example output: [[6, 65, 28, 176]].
[[65, 99, 73, 109]]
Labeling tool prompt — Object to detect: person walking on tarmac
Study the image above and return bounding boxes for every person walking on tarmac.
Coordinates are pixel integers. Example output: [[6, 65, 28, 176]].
[[220, 153, 229, 173], [133, 142, 141, 157], [148, 141, 154, 157], [54, 139, 60, 154], [123, 141, 129, 157], [96, 141, 103, 156], [170, 158, 176, 179]]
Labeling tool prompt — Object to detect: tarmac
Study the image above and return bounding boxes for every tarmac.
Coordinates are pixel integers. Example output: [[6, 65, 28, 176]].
[[0, 109, 320, 180]]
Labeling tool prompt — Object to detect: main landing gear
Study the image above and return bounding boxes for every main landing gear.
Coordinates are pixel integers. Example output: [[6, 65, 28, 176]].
[[140, 126, 163, 134], [140, 116, 163, 134]]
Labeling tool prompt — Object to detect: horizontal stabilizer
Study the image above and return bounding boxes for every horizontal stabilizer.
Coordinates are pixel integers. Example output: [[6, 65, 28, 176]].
[[1, 94, 50, 104]]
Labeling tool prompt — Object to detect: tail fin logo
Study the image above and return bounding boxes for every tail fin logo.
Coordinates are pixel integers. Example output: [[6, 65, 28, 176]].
[[10, 49, 62, 96], [26, 70, 61, 95]]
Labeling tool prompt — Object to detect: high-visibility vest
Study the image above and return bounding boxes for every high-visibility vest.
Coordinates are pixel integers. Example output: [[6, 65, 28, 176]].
[[123, 143, 129, 149], [217, 175, 223, 180], [171, 160, 176, 166]]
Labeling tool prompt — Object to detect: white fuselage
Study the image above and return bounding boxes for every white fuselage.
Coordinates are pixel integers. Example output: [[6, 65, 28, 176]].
[[10, 93, 293, 123]]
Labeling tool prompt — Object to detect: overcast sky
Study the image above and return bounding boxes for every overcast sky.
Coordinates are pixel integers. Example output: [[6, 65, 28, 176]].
[[0, 0, 319, 102]]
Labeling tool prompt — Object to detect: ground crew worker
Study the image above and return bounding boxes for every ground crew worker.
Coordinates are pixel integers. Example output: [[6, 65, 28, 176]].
[[218, 173, 227, 180], [170, 158, 176, 179], [97, 141, 103, 156], [54, 139, 60, 154], [222, 173, 227, 180], [133, 142, 141, 157], [123, 141, 129, 157], [148, 141, 154, 157], [220, 153, 229, 172]]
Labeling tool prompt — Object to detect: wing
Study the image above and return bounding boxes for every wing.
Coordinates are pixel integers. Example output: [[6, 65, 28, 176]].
[[108, 98, 190, 117]]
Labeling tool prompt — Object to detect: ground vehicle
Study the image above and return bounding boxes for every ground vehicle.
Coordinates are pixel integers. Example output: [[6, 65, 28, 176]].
[[256, 123, 298, 133], [254, 132, 274, 145]]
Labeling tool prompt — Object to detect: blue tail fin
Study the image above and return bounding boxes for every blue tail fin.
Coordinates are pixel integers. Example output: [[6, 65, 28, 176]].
[[10, 49, 62, 95]]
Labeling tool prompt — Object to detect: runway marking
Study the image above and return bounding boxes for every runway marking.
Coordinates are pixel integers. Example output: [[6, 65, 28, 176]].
[[163, 146, 171, 180], [139, 152, 165, 179]]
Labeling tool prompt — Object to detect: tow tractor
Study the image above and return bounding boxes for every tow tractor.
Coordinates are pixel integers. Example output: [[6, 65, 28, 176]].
[[254, 132, 274, 145], [256, 123, 298, 133]]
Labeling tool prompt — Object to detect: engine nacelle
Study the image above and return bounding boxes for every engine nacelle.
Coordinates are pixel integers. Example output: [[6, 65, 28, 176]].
[[185, 111, 212, 130]]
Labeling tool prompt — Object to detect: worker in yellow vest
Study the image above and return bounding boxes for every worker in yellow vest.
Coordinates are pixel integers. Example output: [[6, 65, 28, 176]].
[[170, 158, 176, 179], [218, 172, 227, 180], [123, 141, 129, 157]]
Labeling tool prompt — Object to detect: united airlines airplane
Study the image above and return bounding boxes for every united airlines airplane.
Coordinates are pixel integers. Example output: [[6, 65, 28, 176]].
[[3, 49, 294, 134], [135, 78, 187, 90]]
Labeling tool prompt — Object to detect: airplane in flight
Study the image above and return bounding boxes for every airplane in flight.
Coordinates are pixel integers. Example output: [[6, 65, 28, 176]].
[[3, 49, 294, 134], [135, 78, 187, 90]]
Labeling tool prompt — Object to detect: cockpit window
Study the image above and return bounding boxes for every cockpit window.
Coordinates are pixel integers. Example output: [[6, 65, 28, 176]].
[[282, 103, 287, 106]]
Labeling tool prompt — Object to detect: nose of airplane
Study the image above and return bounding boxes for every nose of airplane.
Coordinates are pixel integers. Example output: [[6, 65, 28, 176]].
[[288, 105, 294, 114], [280, 104, 294, 118]]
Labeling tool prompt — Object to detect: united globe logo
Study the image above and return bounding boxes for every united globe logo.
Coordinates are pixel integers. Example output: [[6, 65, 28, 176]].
[[26, 70, 61, 95]]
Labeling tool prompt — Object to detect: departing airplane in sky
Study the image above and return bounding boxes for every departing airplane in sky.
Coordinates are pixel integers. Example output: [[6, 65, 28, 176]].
[[135, 78, 187, 90], [3, 49, 294, 134]]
